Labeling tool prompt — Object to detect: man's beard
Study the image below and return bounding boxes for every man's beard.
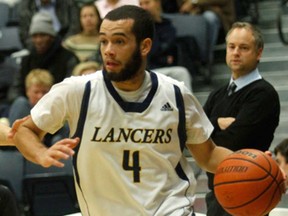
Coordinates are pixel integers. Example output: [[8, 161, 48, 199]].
[[104, 46, 142, 82]]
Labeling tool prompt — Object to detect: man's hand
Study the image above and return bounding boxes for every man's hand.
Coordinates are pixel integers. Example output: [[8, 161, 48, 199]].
[[36, 137, 80, 168], [217, 117, 235, 130], [179, 1, 193, 13], [8, 115, 30, 140], [179, 1, 200, 14]]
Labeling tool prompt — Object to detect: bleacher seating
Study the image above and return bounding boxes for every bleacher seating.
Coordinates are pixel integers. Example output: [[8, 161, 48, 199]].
[[0, 150, 24, 201], [0, 26, 23, 55], [164, 13, 213, 83], [22, 159, 79, 215], [0, 2, 9, 27]]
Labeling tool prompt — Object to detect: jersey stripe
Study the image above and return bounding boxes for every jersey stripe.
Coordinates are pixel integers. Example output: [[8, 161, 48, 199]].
[[73, 81, 91, 185], [174, 85, 186, 152]]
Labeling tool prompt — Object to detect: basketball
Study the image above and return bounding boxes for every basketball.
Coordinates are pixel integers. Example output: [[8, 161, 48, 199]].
[[214, 149, 286, 216]]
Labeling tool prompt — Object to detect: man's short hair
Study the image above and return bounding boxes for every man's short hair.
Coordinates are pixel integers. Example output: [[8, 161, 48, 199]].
[[104, 5, 155, 44]]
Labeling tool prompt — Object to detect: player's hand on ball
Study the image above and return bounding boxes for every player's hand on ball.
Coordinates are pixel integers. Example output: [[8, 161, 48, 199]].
[[264, 150, 272, 157], [37, 137, 80, 168]]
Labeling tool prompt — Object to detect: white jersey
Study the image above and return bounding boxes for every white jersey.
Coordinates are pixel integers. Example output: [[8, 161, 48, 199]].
[[31, 70, 213, 216]]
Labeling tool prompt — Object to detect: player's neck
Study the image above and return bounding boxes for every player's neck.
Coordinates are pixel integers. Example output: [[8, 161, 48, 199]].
[[112, 70, 146, 92]]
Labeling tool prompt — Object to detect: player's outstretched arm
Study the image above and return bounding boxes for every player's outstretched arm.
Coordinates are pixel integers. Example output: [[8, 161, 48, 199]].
[[0, 116, 34, 146], [187, 138, 233, 173], [13, 117, 79, 168], [0, 123, 14, 146]]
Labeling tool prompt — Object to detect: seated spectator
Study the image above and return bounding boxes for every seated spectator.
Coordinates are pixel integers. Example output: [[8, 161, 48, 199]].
[[74, 0, 95, 8], [140, 0, 193, 91], [72, 61, 101, 76], [19, 0, 80, 48], [0, 54, 18, 118], [274, 138, 288, 188], [63, 3, 102, 63], [9, 69, 69, 147], [8, 11, 79, 102], [161, 0, 180, 13], [165, 0, 236, 62], [95, 0, 139, 19]]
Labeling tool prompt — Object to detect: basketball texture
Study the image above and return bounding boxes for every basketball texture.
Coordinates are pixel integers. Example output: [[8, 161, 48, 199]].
[[214, 149, 286, 216]]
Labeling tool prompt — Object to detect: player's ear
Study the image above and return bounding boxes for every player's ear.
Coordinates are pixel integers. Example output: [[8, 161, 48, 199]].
[[140, 38, 152, 56]]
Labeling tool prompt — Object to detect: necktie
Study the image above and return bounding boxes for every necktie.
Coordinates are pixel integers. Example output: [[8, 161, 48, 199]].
[[228, 82, 237, 96]]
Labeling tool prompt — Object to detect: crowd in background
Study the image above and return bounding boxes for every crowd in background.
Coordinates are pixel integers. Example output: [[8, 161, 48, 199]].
[[0, 0, 251, 129]]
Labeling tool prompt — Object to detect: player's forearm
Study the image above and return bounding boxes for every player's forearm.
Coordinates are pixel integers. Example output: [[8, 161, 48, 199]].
[[204, 146, 233, 173], [14, 126, 47, 165], [187, 139, 233, 173], [0, 124, 14, 146]]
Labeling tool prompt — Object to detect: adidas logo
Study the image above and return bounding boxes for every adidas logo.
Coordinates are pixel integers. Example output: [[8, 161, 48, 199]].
[[161, 102, 173, 111]]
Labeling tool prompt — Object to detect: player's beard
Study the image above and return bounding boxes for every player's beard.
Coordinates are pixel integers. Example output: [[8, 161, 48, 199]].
[[104, 46, 142, 82]]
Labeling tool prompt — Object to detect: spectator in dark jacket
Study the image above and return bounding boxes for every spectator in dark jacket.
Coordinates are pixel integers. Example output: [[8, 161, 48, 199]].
[[19, 0, 80, 48], [0, 54, 18, 117], [148, 16, 177, 69], [140, 0, 193, 91], [8, 11, 79, 102]]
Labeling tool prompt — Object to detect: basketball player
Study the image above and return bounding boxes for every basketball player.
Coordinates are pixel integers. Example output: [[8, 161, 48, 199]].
[[13, 5, 233, 215]]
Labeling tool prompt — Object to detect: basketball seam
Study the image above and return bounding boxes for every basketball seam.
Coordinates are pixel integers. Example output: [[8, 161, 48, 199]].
[[214, 152, 283, 213], [214, 157, 271, 187]]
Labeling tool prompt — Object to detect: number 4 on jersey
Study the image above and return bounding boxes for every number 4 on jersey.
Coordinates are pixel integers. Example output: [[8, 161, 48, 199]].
[[122, 150, 141, 183]]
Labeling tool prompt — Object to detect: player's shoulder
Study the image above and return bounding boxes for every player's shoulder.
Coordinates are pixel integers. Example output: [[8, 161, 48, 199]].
[[153, 71, 185, 88], [49, 71, 103, 95], [66, 70, 103, 83], [152, 71, 192, 97]]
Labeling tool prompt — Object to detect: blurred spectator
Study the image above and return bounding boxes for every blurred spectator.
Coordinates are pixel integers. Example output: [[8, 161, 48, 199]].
[[8, 11, 79, 102], [9, 69, 69, 147], [95, 0, 139, 19], [9, 69, 53, 125], [140, 0, 193, 91], [234, 0, 259, 24], [72, 61, 101, 76], [164, 0, 236, 62], [274, 138, 288, 188], [161, 0, 180, 13], [0, 54, 18, 118], [19, 0, 80, 48], [63, 3, 102, 63], [184, 0, 235, 42], [74, 0, 95, 8]]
